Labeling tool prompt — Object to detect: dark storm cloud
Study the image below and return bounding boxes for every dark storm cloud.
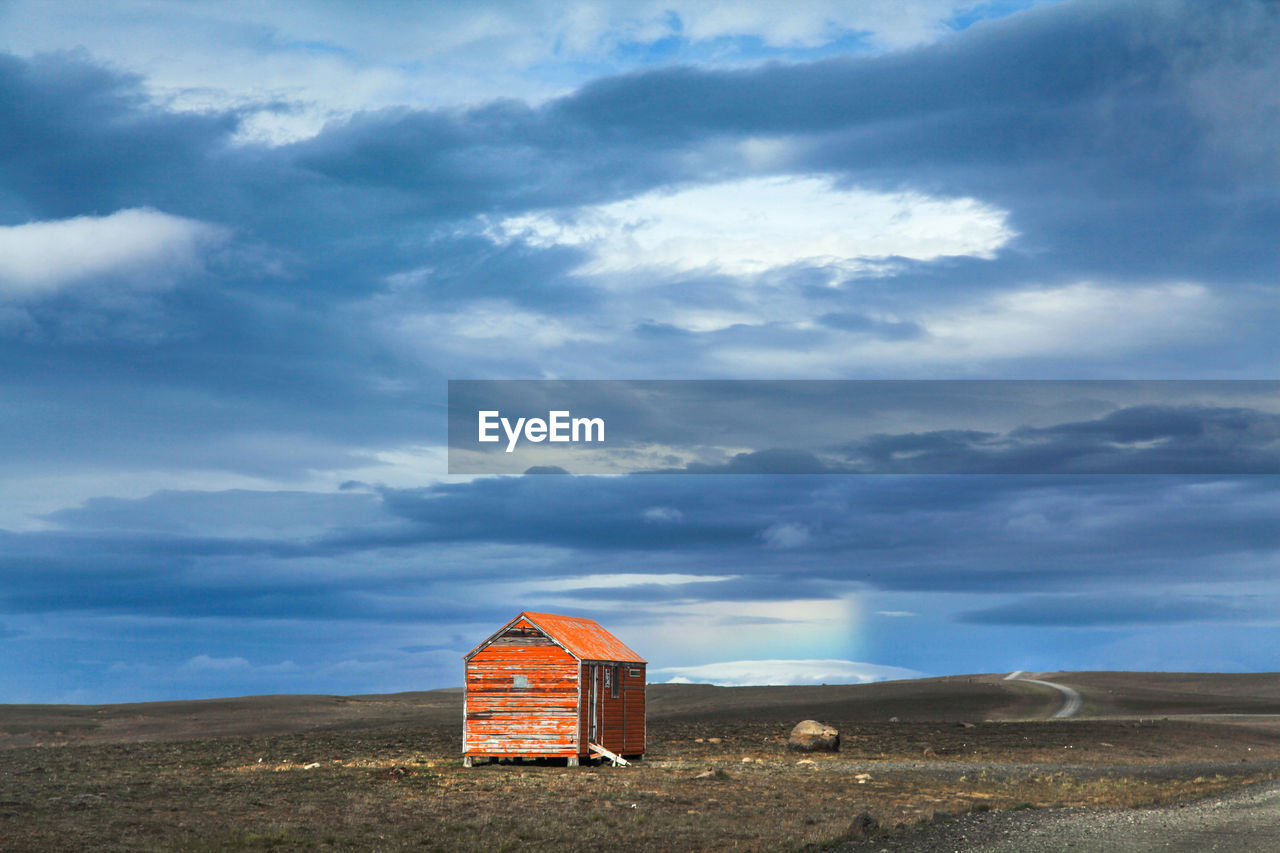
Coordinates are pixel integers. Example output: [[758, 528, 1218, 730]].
[[959, 594, 1274, 626], [1, 1, 1277, 484], [279, 0, 1278, 288], [814, 312, 925, 340], [7, 1, 1272, 277], [376, 476, 766, 550], [0, 52, 241, 221], [552, 1, 1279, 280], [1, 2, 1278, 701], [843, 406, 1280, 475], [43, 488, 391, 534], [6, 473, 1273, 625], [666, 404, 1280, 475], [311, 474, 1280, 592]]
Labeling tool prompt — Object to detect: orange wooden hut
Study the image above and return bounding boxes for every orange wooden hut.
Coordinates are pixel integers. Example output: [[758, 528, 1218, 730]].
[[462, 611, 646, 766]]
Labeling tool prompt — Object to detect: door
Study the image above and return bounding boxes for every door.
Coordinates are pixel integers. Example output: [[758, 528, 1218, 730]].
[[587, 664, 599, 743]]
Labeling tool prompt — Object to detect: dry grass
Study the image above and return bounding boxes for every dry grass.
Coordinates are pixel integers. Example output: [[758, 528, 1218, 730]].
[[4, 676, 1280, 850], [3, 711, 1279, 852]]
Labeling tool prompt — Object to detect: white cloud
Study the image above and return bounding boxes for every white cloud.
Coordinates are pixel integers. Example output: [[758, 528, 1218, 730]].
[[761, 522, 812, 549], [925, 281, 1220, 361], [0, 208, 229, 299], [179, 654, 298, 674], [492, 176, 1014, 276], [653, 658, 923, 686], [643, 506, 684, 523], [509, 572, 738, 595], [181, 654, 251, 672], [390, 299, 607, 354], [712, 280, 1223, 376], [618, 596, 867, 668]]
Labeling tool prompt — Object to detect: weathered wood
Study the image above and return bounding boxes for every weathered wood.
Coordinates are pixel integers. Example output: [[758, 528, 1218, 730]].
[[588, 742, 629, 766], [463, 612, 646, 760]]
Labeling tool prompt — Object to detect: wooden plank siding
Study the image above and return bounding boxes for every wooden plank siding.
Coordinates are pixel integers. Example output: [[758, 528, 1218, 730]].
[[622, 663, 646, 757], [463, 627, 580, 756], [463, 612, 646, 761], [578, 661, 646, 757]]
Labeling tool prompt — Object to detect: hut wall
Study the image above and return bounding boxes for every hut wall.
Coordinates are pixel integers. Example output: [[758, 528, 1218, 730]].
[[463, 623, 580, 756], [578, 661, 646, 757]]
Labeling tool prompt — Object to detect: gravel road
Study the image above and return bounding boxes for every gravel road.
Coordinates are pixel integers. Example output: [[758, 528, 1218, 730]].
[[1004, 671, 1083, 719], [833, 778, 1280, 852]]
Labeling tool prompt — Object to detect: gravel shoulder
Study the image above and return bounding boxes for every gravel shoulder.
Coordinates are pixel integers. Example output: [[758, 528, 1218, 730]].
[[832, 777, 1280, 852]]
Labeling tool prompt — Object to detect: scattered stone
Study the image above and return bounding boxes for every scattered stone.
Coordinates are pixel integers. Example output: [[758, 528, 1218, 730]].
[[847, 812, 879, 837], [69, 793, 104, 808], [706, 737, 722, 744], [854, 773, 872, 784], [301, 762, 321, 770], [796, 759, 817, 768], [889, 716, 900, 723], [788, 720, 839, 752]]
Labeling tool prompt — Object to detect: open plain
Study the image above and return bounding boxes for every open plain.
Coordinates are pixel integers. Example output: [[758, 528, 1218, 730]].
[[2, 672, 1279, 851]]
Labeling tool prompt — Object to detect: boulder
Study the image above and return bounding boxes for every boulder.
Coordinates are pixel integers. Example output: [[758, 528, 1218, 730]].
[[788, 720, 839, 752], [847, 812, 879, 838]]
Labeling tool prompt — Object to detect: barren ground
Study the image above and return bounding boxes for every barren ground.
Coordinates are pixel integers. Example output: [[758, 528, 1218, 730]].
[[2, 673, 1279, 851]]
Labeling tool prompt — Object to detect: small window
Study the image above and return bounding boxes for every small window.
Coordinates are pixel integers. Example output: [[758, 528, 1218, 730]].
[[512, 675, 530, 688], [611, 665, 620, 699], [629, 668, 642, 678]]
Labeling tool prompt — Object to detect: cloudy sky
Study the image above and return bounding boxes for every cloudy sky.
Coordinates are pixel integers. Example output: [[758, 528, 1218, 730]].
[[0, 0, 1276, 702]]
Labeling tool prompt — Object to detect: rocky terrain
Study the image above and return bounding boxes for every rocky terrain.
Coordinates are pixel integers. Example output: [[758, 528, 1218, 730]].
[[1, 672, 1278, 851]]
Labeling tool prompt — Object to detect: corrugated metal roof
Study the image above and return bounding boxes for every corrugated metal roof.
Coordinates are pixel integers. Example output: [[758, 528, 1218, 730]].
[[519, 612, 646, 663]]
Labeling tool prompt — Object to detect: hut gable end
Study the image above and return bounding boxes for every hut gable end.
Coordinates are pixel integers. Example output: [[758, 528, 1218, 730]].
[[488, 621, 558, 648], [464, 618, 580, 756]]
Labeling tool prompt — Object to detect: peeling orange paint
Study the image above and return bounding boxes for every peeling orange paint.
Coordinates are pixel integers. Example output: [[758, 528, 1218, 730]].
[[462, 612, 646, 761]]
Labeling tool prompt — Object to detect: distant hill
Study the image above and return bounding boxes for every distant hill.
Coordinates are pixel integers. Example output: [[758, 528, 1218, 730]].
[[3, 671, 1277, 749]]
